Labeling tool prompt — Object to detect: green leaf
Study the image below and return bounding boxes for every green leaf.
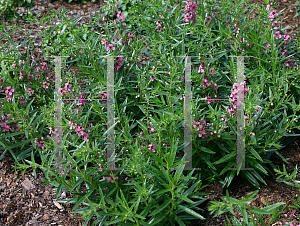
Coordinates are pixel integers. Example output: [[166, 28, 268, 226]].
[[149, 199, 172, 216], [0, 150, 7, 161], [244, 171, 260, 188], [250, 207, 272, 215], [3, 138, 34, 150], [202, 157, 217, 170], [175, 193, 196, 204], [222, 170, 236, 189], [106, 216, 123, 225], [0, 130, 24, 139], [174, 215, 186, 226], [260, 202, 286, 212], [252, 161, 268, 175], [201, 146, 216, 154], [73, 189, 95, 212], [249, 146, 263, 162], [250, 133, 257, 144], [70, 178, 84, 192], [219, 162, 235, 176], [56, 183, 63, 200], [144, 147, 166, 168], [237, 205, 248, 224], [213, 151, 236, 165], [251, 169, 267, 186], [0, 119, 20, 126], [182, 179, 203, 197], [178, 205, 205, 220]]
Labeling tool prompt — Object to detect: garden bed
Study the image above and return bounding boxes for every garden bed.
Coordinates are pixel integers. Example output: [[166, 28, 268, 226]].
[[1, 0, 300, 225]]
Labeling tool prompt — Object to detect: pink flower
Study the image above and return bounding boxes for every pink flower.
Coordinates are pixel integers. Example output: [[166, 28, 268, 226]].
[[269, 10, 278, 21], [272, 20, 280, 29], [149, 75, 156, 81], [101, 39, 108, 46], [148, 143, 156, 152], [117, 11, 125, 22], [198, 62, 205, 73], [127, 32, 134, 37], [19, 70, 23, 79], [61, 170, 70, 175], [264, 44, 271, 53], [69, 121, 75, 129], [5, 86, 14, 95], [42, 81, 50, 89], [183, 0, 198, 25], [106, 44, 115, 51], [283, 30, 290, 41]]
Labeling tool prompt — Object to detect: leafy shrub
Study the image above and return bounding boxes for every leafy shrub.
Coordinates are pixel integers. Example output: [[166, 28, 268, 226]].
[[208, 189, 288, 226], [1, 0, 300, 225]]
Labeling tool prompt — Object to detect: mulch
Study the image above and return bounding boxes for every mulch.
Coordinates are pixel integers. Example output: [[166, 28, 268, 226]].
[[1, 0, 300, 225]]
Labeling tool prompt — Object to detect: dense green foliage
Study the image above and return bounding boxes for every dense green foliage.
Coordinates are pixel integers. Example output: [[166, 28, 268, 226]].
[[1, 0, 300, 225]]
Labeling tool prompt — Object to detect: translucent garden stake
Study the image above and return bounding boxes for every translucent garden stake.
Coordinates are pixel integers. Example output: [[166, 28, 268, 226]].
[[228, 56, 253, 172], [53, 55, 70, 169], [183, 56, 193, 170], [105, 55, 117, 171], [54, 56, 63, 168]]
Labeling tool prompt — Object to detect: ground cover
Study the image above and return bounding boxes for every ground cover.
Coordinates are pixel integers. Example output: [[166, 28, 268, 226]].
[[1, 0, 300, 225]]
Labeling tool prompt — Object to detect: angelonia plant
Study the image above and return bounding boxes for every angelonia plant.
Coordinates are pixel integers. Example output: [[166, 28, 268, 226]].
[[0, 0, 300, 225], [207, 189, 288, 226]]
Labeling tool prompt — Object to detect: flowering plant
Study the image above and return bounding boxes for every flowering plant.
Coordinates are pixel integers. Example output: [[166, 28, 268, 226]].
[[208, 189, 288, 226], [1, 0, 300, 225]]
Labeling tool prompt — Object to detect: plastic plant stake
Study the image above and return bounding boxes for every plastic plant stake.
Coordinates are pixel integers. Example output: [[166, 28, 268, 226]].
[[106, 55, 116, 171], [228, 56, 253, 172], [54, 56, 63, 168]]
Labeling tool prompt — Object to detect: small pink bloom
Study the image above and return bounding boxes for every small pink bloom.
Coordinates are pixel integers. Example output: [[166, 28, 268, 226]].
[[127, 32, 134, 37]]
